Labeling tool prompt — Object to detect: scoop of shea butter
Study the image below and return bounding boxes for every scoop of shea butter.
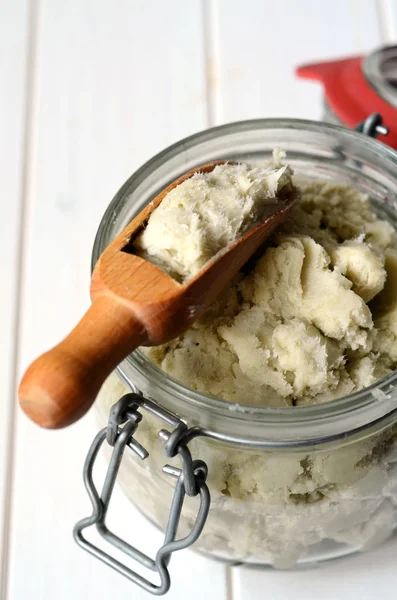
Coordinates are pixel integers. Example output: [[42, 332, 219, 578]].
[[134, 159, 293, 281]]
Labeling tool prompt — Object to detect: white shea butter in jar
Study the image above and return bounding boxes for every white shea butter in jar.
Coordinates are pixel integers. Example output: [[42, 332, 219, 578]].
[[97, 154, 397, 567], [143, 170, 397, 406]]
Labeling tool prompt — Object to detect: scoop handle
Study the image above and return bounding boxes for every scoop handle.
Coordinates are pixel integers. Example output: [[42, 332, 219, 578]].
[[18, 294, 146, 429]]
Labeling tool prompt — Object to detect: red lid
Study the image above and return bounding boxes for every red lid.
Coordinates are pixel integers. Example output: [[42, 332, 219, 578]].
[[296, 56, 397, 148]]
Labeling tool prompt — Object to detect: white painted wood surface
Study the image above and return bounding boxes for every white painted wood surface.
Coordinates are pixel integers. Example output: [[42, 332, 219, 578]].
[[1, 1, 397, 599], [211, 0, 382, 123], [0, 0, 30, 593], [232, 537, 397, 600]]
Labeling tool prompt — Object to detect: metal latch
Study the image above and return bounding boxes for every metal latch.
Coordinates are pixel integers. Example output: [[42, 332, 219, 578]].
[[355, 113, 389, 138], [74, 393, 210, 595]]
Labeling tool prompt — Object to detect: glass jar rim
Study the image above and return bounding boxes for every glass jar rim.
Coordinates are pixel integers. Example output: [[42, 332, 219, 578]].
[[92, 117, 397, 444]]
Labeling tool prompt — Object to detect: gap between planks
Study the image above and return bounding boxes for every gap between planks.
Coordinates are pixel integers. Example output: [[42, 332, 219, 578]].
[[0, 1, 41, 598], [202, 0, 222, 126]]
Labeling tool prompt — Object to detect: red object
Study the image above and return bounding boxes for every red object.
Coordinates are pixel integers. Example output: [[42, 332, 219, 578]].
[[296, 57, 397, 149]]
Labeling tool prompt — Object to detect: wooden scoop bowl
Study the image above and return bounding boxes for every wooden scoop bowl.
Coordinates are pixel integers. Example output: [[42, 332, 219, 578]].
[[18, 161, 299, 429]]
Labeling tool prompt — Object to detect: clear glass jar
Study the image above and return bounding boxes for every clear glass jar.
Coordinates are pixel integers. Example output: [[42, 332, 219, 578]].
[[92, 119, 397, 569]]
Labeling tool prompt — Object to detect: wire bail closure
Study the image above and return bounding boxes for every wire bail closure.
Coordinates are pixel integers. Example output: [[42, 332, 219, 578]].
[[73, 393, 210, 595]]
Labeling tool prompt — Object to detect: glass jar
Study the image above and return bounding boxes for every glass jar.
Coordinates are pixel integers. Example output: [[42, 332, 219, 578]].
[[85, 119, 397, 583], [323, 99, 342, 126]]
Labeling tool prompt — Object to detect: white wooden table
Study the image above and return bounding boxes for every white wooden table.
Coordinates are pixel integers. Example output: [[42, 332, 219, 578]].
[[2, 1, 397, 598]]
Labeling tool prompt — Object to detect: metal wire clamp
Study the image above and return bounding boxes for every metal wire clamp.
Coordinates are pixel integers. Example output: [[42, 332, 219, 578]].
[[73, 393, 210, 595]]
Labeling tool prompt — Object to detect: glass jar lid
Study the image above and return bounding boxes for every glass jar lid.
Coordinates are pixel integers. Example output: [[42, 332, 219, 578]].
[[297, 46, 397, 149], [363, 45, 397, 109]]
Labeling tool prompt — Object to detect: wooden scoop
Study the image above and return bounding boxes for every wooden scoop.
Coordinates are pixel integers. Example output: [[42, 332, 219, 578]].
[[18, 161, 299, 429]]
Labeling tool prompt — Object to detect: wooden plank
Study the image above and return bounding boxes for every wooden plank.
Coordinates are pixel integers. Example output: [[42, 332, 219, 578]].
[[210, 0, 382, 123], [0, 0, 30, 591], [231, 537, 397, 600], [376, 0, 397, 42], [7, 1, 228, 599]]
